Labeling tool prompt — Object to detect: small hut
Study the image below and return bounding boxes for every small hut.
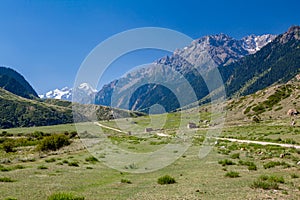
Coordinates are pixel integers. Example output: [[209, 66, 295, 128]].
[[187, 122, 197, 129], [145, 128, 153, 133]]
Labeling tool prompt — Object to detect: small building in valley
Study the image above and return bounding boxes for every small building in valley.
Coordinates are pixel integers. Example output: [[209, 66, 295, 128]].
[[145, 128, 153, 133], [187, 122, 198, 129]]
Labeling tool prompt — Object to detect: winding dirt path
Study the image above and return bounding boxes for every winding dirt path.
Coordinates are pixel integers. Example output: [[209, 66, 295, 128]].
[[215, 137, 300, 149], [94, 122, 127, 133], [94, 122, 300, 149]]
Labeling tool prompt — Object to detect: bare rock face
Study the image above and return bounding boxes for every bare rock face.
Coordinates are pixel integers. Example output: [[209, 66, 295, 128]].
[[95, 32, 276, 112], [280, 25, 300, 43]]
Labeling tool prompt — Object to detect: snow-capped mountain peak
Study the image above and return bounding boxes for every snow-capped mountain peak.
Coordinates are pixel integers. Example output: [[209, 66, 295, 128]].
[[39, 87, 72, 100], [241, 34, 276, 54], [39, 83, 97, 102], [78, 83, 97, 93]]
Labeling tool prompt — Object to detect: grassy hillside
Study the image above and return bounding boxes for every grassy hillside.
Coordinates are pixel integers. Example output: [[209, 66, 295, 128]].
[[224, 75, 300, 123], [0, 88, 145, 129]]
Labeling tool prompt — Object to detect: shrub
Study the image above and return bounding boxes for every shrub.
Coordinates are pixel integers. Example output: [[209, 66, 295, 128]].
[[248, 165, 257, 171], [13, 165, 25, 170], [263, 161, 290, 169], [230, 153, 240, 159], [0, 177, 15, 182], [37, 134, 70, 151], [124, 163, 138, 169], [268, 175, 284, 183], [45, 158, 56, 163], [47, 192, 84, 200], [121, 179, 132, 184], [218, 159, 236, 166], [0, 164, 11, 172], [259, 175, 268, 181], [68, 161, 79, 167], [0, 131, 7, 136], [37, 165, 48, 170], [251, 174, 284, 190], [31, 131, 44, 139], [157, 175, 176, 185], [2, 140, 15, 153], [225, 171, 240, 178], [252, 115, 261, 123], [69, 131, 78, 138], [291, 173, 299, 179], [0, 164, 25, 172], [251, 180, 279, 190], [85, 156, 98, 163], [4, 197, 17, 200], [239, 160, 257, 170]]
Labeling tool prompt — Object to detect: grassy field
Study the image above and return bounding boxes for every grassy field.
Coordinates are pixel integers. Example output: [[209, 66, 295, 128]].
[[1, 112, 300, 200]]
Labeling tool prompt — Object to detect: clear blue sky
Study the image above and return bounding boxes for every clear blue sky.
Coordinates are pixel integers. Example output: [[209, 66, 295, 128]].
[[0, 0, 299, 94]]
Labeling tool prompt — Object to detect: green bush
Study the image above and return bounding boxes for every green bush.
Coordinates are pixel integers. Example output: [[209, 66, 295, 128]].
[[37, 134, 70, 151], [291, 173, 299, 179], [251, 180, 279, 190], [85, 156, 98, 163], [121, 179, 132, 184], [252, 115, 261, 123], [69, 131, 78, 138], [2, 139, 15, 153], [30, 131, 44, 139], [263, 161, 290, 169], [225, 171, 240, 178], [68, 161, 79, 167], [218, 159, 236, 166], [230, 153, 240, 159], [0, 177, 15, 182], [37, 165, 48, 170], [239, 160, 257, 170], [47, 192, 84, 200], [45, 158, 56, 163], [157, 175, 176, 185], [0, 164, 25, 172], [251, 174, 285, 190], [248, 165, 257, 171], [268, 175, 284, 183], [4, 197, 17, 200]]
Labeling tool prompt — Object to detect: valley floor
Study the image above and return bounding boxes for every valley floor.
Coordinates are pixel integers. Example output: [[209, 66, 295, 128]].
[[1, 116, 300, 200]]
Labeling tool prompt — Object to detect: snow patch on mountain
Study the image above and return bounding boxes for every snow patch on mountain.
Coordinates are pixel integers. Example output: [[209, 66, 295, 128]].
[[39, 83, 97, 102], [241, 34, 276, 54]]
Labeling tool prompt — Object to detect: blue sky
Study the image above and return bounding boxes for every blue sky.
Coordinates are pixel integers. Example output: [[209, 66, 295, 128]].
[[0, 0, 299, 94]]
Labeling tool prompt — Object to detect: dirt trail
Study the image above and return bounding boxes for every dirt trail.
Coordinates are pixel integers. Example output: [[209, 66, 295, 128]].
[[94, 122, 300, 149], [94, 122, 127, 133], [215, 137, 300, 149]]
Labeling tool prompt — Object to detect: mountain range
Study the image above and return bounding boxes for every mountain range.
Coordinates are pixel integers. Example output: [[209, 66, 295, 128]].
[[93, 32, 277, 112], [39, 83, 97, 103], [41, 33, 276, 112], [1, 25, 299, 128]]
